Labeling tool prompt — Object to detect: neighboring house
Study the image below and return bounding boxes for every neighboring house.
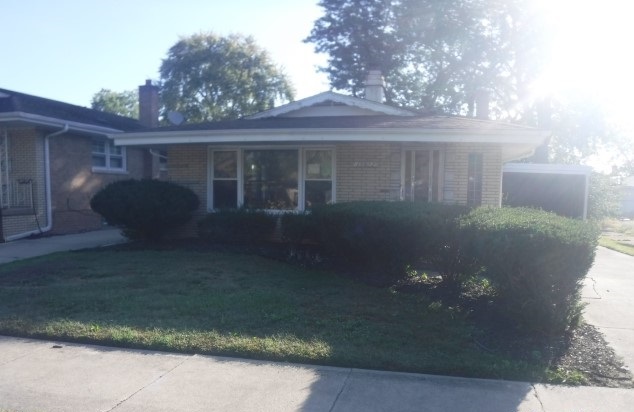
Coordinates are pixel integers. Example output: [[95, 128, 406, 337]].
[[111, 73, 549, 231], [620, 176, 634, 218], [0, 85, 157, 241]]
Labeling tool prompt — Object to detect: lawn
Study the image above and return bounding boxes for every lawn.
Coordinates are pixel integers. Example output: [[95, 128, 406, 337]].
[[0, 248, 565, 382]]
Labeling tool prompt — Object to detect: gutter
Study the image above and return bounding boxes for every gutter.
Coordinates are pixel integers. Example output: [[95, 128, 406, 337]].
[[5, 124, 69, 241]]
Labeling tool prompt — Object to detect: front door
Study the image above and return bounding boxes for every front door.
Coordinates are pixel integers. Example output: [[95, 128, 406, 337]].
[[404, 150, 441, 202]]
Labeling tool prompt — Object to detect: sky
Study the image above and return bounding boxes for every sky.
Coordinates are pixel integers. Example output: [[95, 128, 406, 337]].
[[2, 0, 634, 147]]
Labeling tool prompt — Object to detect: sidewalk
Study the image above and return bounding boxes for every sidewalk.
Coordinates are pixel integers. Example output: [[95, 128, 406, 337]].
[[0, 228, 126, 264], [1, 335, 633, 412]]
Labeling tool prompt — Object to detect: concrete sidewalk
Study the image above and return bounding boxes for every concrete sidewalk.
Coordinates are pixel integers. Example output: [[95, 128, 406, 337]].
[[0, 228, 126, 264], [1, 336, 633, 412]]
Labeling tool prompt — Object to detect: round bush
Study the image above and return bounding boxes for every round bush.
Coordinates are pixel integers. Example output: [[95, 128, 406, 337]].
[[90, 179, 199, 241]]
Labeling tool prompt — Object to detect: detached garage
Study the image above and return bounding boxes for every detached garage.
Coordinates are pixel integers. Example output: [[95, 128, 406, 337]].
[[502, 163, 592, 219]]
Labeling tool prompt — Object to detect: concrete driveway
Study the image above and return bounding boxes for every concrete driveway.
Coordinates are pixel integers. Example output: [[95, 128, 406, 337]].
[[582, 247, 634, 371], [0, 228, 126, 264]]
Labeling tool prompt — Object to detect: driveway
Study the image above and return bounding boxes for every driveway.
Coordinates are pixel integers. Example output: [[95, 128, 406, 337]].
[[582, 246, 634, 371], [0, 228, 126, 264]]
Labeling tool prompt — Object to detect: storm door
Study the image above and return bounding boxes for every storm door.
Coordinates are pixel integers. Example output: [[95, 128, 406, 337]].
[[404, 150, 441, 202]]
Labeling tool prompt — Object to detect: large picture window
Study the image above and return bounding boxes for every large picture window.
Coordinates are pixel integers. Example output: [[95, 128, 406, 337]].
[[243, 150, 298, 210], [92, 138, 126, 172], [208, 147, 334, 211]]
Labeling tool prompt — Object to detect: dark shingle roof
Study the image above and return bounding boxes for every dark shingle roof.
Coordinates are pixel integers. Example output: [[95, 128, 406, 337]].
[[138, 114, 539, 133], [0, 87, 143, 131]]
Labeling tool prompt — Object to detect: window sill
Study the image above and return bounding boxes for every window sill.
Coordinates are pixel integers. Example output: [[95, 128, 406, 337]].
[[92, 167, 129, 175]]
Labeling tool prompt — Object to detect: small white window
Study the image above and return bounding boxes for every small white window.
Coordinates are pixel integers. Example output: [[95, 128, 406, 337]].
[[92, 138, 126, 172]]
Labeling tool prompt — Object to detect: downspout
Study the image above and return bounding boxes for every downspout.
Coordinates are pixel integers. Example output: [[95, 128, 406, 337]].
[[5, 124, 68, 241]]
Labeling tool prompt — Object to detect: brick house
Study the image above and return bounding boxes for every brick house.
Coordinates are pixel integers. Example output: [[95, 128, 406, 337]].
[[0, 83, 158, 241], [112, 73, 548, 229]]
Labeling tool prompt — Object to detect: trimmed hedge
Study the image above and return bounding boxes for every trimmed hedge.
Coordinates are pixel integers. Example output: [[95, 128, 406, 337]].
[[306, 201, 469, 278], [90, 179, 199, 241], [198, 209, 277, 244], [459, 207, 600, 335]]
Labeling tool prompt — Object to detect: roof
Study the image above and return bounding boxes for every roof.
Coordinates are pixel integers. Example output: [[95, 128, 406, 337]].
[[0, 87, 142, 132], [135, 114, 540, 133], [246, 91, 417, 118]]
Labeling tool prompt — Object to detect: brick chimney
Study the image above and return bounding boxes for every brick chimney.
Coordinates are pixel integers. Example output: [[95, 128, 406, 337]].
[[474, 89, 490, 120], [364, 70, 385, 103], [138, 79, 159, 128]]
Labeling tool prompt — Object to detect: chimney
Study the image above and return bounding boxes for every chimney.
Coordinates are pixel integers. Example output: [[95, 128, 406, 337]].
[[138, 79, 159, 128], [474, 89, 489, 120], [364, 70, 385, 103]]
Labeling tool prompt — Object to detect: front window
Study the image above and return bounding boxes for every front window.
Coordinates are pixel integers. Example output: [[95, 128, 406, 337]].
[[92, 138, 126, 172], [243, 150, 298, 210], [209, 148, 334, 211], [304, 149, 333, 208]]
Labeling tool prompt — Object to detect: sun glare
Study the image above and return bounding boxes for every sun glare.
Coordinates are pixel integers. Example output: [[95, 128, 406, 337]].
[[531, 0, 634, 135]]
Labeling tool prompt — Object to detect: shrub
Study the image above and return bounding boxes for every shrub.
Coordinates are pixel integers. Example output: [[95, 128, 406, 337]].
[[308, 201, 469, 278], [90, 179, 199, 241], [198, 209, 277, 244], [459, 207, 600, 335], [280, 212, 319, 245]]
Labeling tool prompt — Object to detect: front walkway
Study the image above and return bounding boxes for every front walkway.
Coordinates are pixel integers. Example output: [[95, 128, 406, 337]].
[[0, 228, 126, 264]]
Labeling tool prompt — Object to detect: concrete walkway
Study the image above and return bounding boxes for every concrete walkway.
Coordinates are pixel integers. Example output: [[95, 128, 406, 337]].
[[1, 336, 633, 412], [0, 228, 126, 264], [0, 237, 633, 411], [582, 247, 634, 372]]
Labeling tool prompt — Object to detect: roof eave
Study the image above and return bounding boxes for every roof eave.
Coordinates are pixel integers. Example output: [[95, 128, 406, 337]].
[[0, 112, 125, 136], [111, 128, 549, 147]]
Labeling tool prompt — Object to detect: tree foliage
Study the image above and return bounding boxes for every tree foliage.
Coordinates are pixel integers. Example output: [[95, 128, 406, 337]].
[[306, 0, 547, 116], [160, 33, 295, 122], [90, 89, 139, 118]]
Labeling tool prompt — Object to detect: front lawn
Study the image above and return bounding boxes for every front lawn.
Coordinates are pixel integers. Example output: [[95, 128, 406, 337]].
[[0, 247, 613, 383]]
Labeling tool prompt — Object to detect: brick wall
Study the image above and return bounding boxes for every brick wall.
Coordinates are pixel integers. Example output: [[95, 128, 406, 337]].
[[443, 143, 502, 207], [335, 142, 402, 202], [1, 128, 47, 238], [166, 144, 209, 237], [48, 132, 147, 234]]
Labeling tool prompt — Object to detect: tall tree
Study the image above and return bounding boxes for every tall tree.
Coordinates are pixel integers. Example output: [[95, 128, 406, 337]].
[[160, 33, 295, 122], [90, 89, 139, 118], [305, 0, 547, 116]]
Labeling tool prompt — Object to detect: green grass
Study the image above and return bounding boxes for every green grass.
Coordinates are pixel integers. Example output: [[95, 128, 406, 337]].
[[599, 236, 634, 256], [0, 248, 551, 381]]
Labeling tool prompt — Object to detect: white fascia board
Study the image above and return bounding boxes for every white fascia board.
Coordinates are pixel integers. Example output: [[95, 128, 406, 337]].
[[246, 91, 416, 119], [0, 112, 124, 136], [503, 162, 593, 175], [112, 128, 549, 146]]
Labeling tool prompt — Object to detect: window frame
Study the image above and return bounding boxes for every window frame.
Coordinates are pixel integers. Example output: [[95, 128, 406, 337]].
[[207, 146, 336, 212], [91, 137, 127, 173]]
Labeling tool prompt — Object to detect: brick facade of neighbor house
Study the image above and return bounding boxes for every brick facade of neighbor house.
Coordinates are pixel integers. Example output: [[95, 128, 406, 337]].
[[48, 132, 147, 234], [1, 127, 147, 238], [1, 128, 47, 239]]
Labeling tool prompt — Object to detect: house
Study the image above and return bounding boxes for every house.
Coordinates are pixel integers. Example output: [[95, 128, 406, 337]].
[[111, 73, 549, 232], [0, 82, 159, 241]]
